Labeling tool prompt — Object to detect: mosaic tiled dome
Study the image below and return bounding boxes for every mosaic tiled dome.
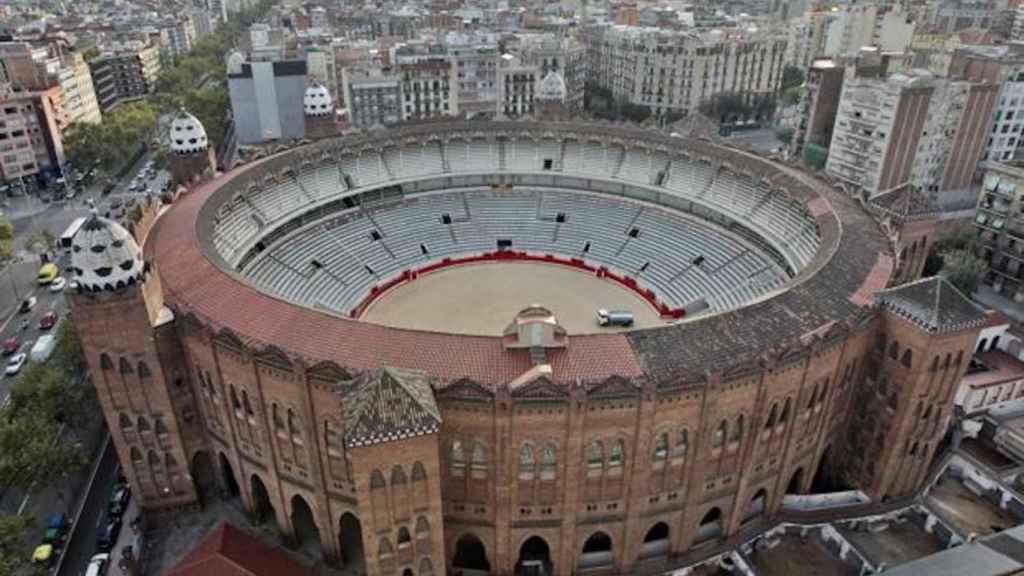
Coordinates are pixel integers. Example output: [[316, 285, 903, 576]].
[[69, 214, 145, 292], [303, 82, 333, 117], [169, 109, 208, 155]]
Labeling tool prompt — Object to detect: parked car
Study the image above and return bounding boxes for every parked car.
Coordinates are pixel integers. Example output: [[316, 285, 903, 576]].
[[108, 483, 131, 517], [95, 514, 122, 553], [85, 552, 110, 576], [30, 334, 56, 363], [49, 277, 66, 292], [110, 198, 123, 209], [2, 336, 20, 356], [38, 311, 58, 330], [5, 353, 27, 376], [18, 296, 36, 314], [31, 544, 55, 568]]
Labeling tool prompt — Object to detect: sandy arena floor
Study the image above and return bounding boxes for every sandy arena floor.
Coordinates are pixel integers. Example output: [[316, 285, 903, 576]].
[[360, 261, 668, 336]]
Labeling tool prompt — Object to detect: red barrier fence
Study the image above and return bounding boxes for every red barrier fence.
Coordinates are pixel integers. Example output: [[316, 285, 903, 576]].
[[350, 251, 686, 320]]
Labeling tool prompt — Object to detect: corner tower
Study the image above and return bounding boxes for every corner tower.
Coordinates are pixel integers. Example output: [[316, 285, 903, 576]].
[[168, 108, 216, 187], [67, 214, 202, 510]]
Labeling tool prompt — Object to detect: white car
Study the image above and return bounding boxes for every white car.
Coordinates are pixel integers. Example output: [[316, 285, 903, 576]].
[[5, 353, 26, 376], [85, 553, 110, 576], [49, 277, 66, 292]]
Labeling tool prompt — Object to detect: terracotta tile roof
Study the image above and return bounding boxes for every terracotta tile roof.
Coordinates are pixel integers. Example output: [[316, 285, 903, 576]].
[[342, 367, 442, 447], [147, 172, 643, 386], [163, 522, 314, 576], [876, 276, 987, 334]]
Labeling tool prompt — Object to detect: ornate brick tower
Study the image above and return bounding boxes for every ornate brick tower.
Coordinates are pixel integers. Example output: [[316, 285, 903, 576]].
[[67, 214, 203, 510], [840, 277, 986, 500], [303, 81, 338, 140], [341, 367, 447, 576], [168, 108, 216, 187]]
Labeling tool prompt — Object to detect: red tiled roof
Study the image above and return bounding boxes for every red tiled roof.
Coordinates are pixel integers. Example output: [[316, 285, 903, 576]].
[[163, 522, 314, 576], [849, 253, 894, 308], [147, 169, 644, 386]]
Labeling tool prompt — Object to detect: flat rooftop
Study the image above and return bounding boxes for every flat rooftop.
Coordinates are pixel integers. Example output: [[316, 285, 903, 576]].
[[962, 350, 1024, 390], [838, 519, 944, 569], [747, 532, 857, 576], [927, 475, 1020, 537], [961, 437, 1017, 472]]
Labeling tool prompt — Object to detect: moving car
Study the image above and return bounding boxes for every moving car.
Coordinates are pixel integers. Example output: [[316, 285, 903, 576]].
[[30, 334, 56, 363], [49, 277, 66, 292], [42, 514, 68, 546], [85, 553, 110, 576], [596, 309, 634, 327], [95, 514, 122, 553], [37, 263, 59, 285], [5, 353, 27, 376], [18, 296, 36, 314], [38, 311, 58, 330], [2, 337, 20, 356], [31, 544, 54, 568]]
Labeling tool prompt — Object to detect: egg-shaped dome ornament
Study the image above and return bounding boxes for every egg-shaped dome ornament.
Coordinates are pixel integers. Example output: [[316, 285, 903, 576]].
[[169, 109, 209, 155], [69, 213, 146, 292], [303, 82, 334, 117]]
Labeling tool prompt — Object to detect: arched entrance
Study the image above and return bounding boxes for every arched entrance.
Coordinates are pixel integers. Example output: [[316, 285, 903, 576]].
[[190, 451, 215, 504], [811, 445, 850, 493], [453, 533, 491, 574], [695, 508, 723, 544], [290, 495, 322, 557], [747, 489, 767, 520], [250, 475, 276, 527], [641, 522, 670, 558], [517, 536, 552, 576], [579, 531, 613, 570], [218, 452, 240, 498], [786, 467, 804, 494], [339, 513, 365, 572]]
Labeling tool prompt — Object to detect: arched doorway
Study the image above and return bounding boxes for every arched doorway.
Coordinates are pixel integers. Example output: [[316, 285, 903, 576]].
[[579, 532, 613, 570], [402, 569, 413, 576], [453, 533, 491, 574], [641, 522, 670, 558], [811, 445, 850, 493], [747, 489, 767, 520], [695, 508, 723, 544], [786, 467, 804, 494], [290, 495, 322, 557], [250, 475, 276, 527], [339, 513, 365, 572], [218, 452, 240, 498], [190, 451, 215, 504], [517, 536, 552, 576]]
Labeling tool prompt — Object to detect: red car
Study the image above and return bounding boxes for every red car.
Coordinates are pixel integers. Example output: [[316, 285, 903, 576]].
[[2, 337, 19, 356], [38, 311, 57, 330]]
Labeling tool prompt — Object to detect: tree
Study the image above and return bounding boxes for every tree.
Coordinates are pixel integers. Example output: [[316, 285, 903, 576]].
[[64, 101, 158, 175], [775, 127, 795, 145], [82, 46, 101, 62], [803, 142, 829, 170], [0, 513, 37, 576], [699, 92, 752, 124], [0, 408, 86, 492], [784, 86, 803, 106], [22, 229, 55, 255], [781, 65, 805, 92], [0, 219, 14, 268], [939, 249, 987, 296]]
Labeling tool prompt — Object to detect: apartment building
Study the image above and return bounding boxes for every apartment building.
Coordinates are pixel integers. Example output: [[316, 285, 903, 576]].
[[88, 43, 161, 112], [445, 33, 499, 118], [827, 68, 997, 205], [304, 46, 338, 103], [949, 45, 1024, 163], [227, 51, 307, 144], [343, 66, 401, 128], [498, 53, 537, 118], [0, 84, 65, 184], [516, 34, 586, 112], [585, 24, 787, 118], [975, 161, 1024, 302], [0, 41, 101, 128], [789, 59, 844, 159]]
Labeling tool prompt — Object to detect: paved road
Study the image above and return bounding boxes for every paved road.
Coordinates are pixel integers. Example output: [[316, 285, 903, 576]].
[[57, 439, 119, 576]]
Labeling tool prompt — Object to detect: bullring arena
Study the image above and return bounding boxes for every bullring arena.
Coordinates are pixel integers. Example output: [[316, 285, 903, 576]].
[[70, 120, 984, 576]]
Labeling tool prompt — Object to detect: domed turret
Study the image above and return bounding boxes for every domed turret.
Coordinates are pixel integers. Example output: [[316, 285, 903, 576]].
[[537, 71, 567, 103], [226, 50, 245, 75], [169, 109, 208, 155], [303, 82, 333, 117], [69, 214, 145, 293]]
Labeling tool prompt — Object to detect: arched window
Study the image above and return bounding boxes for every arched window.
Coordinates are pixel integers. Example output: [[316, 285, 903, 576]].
[[541, 444, 557, 477], [653, 433, 669, 460], [674, 429, 689, 457], [808, 385, 818, 408], [931, 356, 939, 372], [272, 404, 285, 433], [909, 442, 919, 456], [391, 465, 407, 485], [242, 390, 254, 417], [415, 516, 430, 537], [449, 441, 465, 476], [165, 453, 178, 470], [378, 538, 393, 558], [397, 527, 411, 546], [923, 404, 933, 420], [819, 380, 829, 405], [609, 440, 625, 468], [520, 443, 536, 477], [766, 403, 778, 429], [154, 418, 168, 436], [780, 398, 792, 423], [100, 353, 113, 370], [419, 557, 434, 576], [119, 413, 132, 429], [901, 349, 913, 369], [230, 386, 241, 411], [147, 450, 160, 468], [119, 357, 133, 375], [712, 420, 727, 448], [586, 440, 603, 469], [130, 447, 143, 463], [731, 415, 744, 442], [137, 416, 150, 432], [137, 361, 151, 379], [370, 469, 386, 489], [471, 442, 487, 472], [889, 341, 899, 360], [412, 461, 427, 482]]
